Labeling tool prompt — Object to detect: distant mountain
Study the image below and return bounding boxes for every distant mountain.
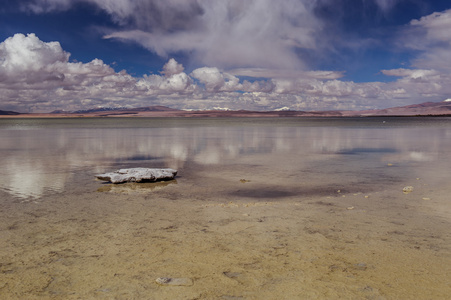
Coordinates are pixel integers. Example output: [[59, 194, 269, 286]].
[[4, 101, 451, 118], [51, 105, 181, 114], [125, 106, 181, 112], [0, 110, 20, 115], [99, 101, 451, 117], [343, 101, 451, 116], [50, 110, 70, 114], [70, 106, 130, 114]]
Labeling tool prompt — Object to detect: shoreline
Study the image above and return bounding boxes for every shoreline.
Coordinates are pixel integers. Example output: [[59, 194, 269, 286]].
[[1, 112, 451, 118], [3, 100, 451, 118]]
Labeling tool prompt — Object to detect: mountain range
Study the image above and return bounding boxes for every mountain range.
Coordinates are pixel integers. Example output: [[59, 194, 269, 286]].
[[1, 101, 451, 117]]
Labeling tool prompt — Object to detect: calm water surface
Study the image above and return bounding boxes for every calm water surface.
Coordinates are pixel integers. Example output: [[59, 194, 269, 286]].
[[0, 117, 450, 299], [0, 117, 450, 200]]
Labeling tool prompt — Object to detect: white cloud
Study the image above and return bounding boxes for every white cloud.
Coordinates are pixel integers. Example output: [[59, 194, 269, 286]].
[[191, 67, 240, 92], [229, 68, 345, 80], [31, 0, 321, 70], [161, 58, 184, 77], [369, 9, 451, 103], [0, 34, 146, 112], [271, 77, 385, 101], [409, 9, 451, 45], [381, 68, 451, 98], [137, 72, 195, 95], [381, 68, 439, 79], [400, 9, 451, 71], [20, 0, 427, 76], [2, 29, 451, 113], [0, 33, 69, 83], [0, 33, 196, 111]]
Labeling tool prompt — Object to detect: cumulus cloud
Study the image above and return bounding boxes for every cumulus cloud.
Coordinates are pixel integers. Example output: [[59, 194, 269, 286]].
[[400, 9, 451, 71], [191, 67, 240, 92], [373, 9, 451, 101], [0, 33, 279, 111], [0, 33, 69, 82], [0, 33, 196, 111], [381, 67, 451, 99], [161, 58, 184, 77], [409, 9, 451, 46], [0, 33, 138, 101], [2, 16, 451, 113], [137, 72, 195, 95]]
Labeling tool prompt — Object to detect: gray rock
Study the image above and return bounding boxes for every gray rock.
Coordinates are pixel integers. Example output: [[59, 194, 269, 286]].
[[96, 168, 177, 184]]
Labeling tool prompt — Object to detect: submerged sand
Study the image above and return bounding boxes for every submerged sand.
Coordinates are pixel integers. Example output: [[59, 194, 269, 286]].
[[1, 117, 451, 299], [1, 168, 450, 300]]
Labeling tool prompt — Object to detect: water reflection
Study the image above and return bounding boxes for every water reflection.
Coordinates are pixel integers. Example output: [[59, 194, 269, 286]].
[[97, 180, 177, 194], [0, 118, 450, 199]]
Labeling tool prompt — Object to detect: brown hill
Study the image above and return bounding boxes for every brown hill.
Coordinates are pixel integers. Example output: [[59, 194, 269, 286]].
[[2, 101, 451, 118], [343, 101, 451, 116], [0, 110, 20, 115]]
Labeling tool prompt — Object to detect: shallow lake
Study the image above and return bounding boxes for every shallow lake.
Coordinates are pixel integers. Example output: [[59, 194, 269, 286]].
[[0, 117, 450, 299]]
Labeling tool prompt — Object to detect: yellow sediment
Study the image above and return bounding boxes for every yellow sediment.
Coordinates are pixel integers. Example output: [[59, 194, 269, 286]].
[[1, 178, 450, 300]]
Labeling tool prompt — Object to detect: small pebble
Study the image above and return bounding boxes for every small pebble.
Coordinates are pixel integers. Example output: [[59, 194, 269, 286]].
[[156, 277, 193, 286], [403, 186, 414, 194], [422, 197, 431, 201]]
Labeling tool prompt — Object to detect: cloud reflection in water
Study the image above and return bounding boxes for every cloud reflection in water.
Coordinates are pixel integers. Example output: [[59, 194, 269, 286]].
[[0, 118, 449, 199]]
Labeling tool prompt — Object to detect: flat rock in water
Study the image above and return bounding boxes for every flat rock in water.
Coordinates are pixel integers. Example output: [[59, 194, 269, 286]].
[[95, 168, 177, 184]]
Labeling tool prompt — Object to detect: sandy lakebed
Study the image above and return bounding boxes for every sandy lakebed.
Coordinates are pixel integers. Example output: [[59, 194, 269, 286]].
[[0, 117, 450, 299]]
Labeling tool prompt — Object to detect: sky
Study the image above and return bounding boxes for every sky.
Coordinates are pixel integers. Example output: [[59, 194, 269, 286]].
[[1, 0, 451, 113]]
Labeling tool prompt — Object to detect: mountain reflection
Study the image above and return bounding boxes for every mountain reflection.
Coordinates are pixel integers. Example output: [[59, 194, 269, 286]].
[[0, 118, 449, 199]]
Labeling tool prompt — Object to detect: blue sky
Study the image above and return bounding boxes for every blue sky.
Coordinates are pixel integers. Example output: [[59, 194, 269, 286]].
[[1, 0, 451, 112]]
